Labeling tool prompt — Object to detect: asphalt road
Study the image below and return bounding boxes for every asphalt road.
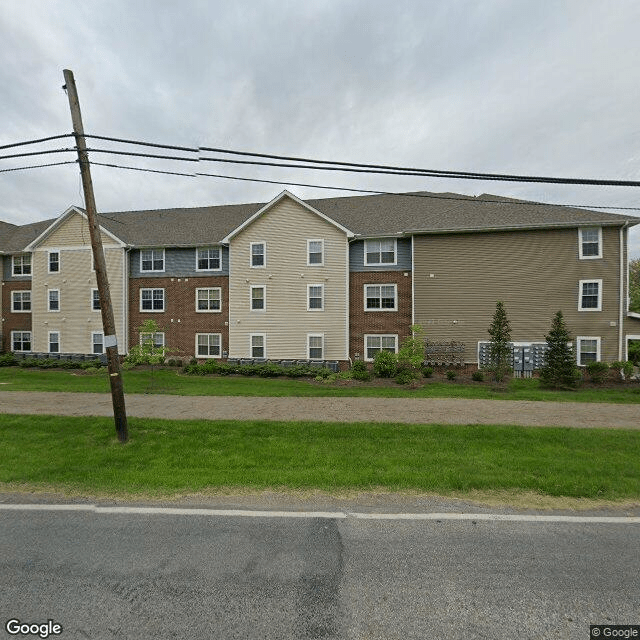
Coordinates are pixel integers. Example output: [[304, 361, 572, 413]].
[[1, 507, 638, 639]]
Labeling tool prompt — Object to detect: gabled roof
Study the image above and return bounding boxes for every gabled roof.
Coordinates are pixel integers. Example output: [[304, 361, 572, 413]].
[[0, 218, 55, 253]]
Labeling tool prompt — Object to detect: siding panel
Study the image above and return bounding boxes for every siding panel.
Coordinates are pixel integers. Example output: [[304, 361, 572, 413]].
[[349, 238, 412, 272]]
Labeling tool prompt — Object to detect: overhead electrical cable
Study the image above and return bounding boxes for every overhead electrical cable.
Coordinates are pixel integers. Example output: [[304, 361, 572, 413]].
[[0, 133, 74, 151], [0, 148, 76, 161], [0, 161, 77, 174]]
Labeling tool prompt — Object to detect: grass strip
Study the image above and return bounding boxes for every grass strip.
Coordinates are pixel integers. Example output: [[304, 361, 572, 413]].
[[1, 368, 640, 403], [1, 414, 638, 500]]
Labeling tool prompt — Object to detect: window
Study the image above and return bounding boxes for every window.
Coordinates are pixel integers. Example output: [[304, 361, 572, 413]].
[[250, 334, 266, 358], [12, 331, 31, 352], [48, 251, 60, 273], [365, 284, 397, 310], [196, 288, 221, 312], [365, 335, 398, 361], [577, 337, 600, 366], [251, 285, 265, 310], [196, 333, 221, 358], [579, 279, 602, 311], [92, 332, 104, 355], [307, 239, 324, 266], [196, 247, 221, 271], [579, 227, 602, 259], [140, 332, 165, 351], [48, 331, 60, 354], [12, 255, 31, 276], [48, 289, 60, 312], [140, 288, 165, 312], [308, 334, 324, 359], [92, 289, 101, 311], [11, 290, 31, 312], [140, 249, 164, 272], [250, 242, 265, 267], [365, 239, 396, 265], [307, 284, 324, 311]]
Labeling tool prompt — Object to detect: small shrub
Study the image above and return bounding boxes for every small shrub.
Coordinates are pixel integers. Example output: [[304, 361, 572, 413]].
[[421, 365, 434, 378], [373, 351, 397, 378], [586, 361, 609, 384], [472, 370, 484, 382], [611, 360, 634, 380], [351, 360, 372, 381], [446, 370, 457, 381], [395, 367, 421, 385], [0, 353, 17, 366]]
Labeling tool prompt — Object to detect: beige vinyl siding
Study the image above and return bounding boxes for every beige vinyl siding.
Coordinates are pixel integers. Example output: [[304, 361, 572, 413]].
[[30, 238, 126, 354], [43, 212, 117, 247], [413, 226, 624, 362], [228, 197, 349, 359]]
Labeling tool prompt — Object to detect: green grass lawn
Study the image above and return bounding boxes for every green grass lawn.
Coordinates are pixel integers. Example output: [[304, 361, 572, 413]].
[[1, 414, 638, 500], [1, 366, 640, 403]]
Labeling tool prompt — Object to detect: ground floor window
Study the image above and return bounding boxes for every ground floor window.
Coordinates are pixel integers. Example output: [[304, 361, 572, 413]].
[[140, 332, 165, 348], [250, 334, 266, 358], [364, 334, 397, 361], [627, 336, 640, 365], [308, 334, 324, 359], [196, 333, 221, 358], [48, 331, 60, 353], [92, 332, 104, 355], [12, 331, 31, 352], [576, 336, 600, 366]]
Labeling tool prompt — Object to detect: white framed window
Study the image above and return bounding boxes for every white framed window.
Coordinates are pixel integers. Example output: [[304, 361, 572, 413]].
[[250, 333, 266, 358], [48, 289, 60, 312], [12, 255, 31, 276], [364, 284, 397, 311], [11, 290, 31, 312], [577, 336, 601, 366], [578, 227, 602, 259], [196, 333, 222, 358], [140, 248, 165, 272], [140, 288, 165, 312], [250, 285, 266, 311], [91, 288, 101, 311], [250, 242, 266, 268], [140, 332, 165, 352], [307, 239, 324, 266], [92, 332, 104, 354], [364, 239, 396, 266], [196, 247, 221, 271], [196, 287, 222, 312], [364, 334, 398, 361], [307, 284, 324, 311], [579, 279, 602, 311], [308, 334, 324, 360], [48, 331, 60, 354], [48, 251, 60, 273], [11, 331, 31, 352]]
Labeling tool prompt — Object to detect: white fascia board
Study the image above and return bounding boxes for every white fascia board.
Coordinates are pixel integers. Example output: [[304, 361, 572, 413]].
[[24, 206, 127, 251], [221, 190, 355, 243], [627, 312, 640, 319]]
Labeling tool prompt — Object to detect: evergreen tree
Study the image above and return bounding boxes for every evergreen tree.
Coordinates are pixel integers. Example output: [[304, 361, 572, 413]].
[[487, 301, 512, 382], [539, 311, 581, 388]]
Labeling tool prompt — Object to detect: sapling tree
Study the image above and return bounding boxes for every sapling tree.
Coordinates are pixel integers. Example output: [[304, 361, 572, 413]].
[[487, 301, 512, 382], [539, 311, 581, 388]]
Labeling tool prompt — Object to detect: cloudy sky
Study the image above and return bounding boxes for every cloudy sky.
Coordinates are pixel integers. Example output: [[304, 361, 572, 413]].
[[2, 0, 640, 257]]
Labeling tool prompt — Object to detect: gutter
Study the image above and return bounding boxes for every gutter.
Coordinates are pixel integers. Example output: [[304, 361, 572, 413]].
[[619, 223, 628, 360]]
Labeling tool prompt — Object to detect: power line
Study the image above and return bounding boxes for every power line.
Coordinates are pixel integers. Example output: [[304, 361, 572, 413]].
[[0, 160, 77, 174], [0, 148, 76, 161], [0, 133, 74, 151]]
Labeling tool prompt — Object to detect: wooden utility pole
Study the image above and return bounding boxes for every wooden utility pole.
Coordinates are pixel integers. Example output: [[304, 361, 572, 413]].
[[63, 69, 128, 443]]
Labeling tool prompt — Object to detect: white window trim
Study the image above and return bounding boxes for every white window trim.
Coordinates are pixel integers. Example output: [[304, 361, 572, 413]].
[[195, 333, 222, 359], [364, 334, 398, 362], [364, 283, 398, 312], [578, 227, 602, 260], [307, 284, 324, 311], [250, 285, 266, 311], [307, 333, 324, 360], [12, 255, 31, 276], [250, 333, 267, 359], [250, 241, 266, 268], [48, 331, 61, 354], [91, 332, 104, 355], [195, 247, 222, 272], [576, 336, 601, 366], [11, 330, 32, 352], [307, 239, 325, 266], [139, 288, 165, 313], [48, 288, 60, 312], [364, 238, 398, 266], [48, 250, 61, 274], [139, 248, 165, 273], [578, 279, 603, 312], [11, 290, 31, 313], [140, 332, 165, 347], [91, 288, 101, 312], [195, 287, 222, 313]]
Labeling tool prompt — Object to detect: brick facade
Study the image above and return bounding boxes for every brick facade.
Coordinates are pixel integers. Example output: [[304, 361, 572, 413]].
[[349, 271, 413, 359], [128, 276, 229, 360], [1, 281, 32, 352]]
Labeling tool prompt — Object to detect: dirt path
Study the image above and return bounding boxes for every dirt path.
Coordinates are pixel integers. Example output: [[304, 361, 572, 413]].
[[2, 391, 639, 428]]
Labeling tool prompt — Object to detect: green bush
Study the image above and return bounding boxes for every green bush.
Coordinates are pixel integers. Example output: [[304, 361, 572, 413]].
[[350, 360, 371, 381], [472, 370, 484, 382], [0, 353, 17, 366], [446, 370, 457, 381], [373, 350, 397, 378], [395, 366, 421, 385], [539, 311, 581, 389], [611, 361, 634, 380], [586, 361, 609, 384], [421, 365, 434, 378]]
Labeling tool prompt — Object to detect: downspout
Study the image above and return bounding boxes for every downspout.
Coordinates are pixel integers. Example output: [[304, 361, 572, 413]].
[[124, 247, 130, 355], [619, 223, 627, 361]]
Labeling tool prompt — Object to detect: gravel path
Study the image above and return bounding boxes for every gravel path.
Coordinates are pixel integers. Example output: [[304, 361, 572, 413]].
[[1, 391, 639, 428]]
